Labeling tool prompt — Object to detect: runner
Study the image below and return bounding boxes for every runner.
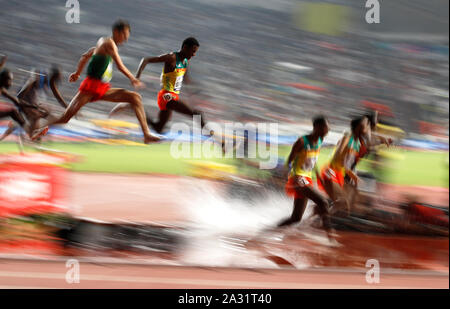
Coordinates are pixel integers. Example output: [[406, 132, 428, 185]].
[[31, 20, 160, 144], [1, 66, 69, 141], [344, 111, 393, 211], [357, 111, 393, 162], [278, 116, 332, 235], [317, 116, 371, 216], [109, 37, 212, 137], [0, 67, 34, 140]]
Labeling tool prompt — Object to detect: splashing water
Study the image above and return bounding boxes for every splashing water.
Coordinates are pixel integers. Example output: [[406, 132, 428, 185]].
[[182, 178, 316, 233], [174, 178, 319, 268]]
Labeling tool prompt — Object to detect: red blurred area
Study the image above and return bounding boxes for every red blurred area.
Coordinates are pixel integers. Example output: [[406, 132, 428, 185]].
[[361, 100, 394, 117], [0, 158, 68, 217], [418, 121, 447, 136]]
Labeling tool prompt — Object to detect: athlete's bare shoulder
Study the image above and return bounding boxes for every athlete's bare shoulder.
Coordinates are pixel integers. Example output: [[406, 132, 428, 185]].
[[159, 52, 177, 70], [166, 52, 177, 62], [292, 136, 304, 152], [95, 37, 116, 55]]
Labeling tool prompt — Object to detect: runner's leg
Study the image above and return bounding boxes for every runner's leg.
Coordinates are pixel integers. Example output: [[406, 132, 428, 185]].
[[44, 91, 92, 126], [344, 181, 358, 214], [0, 108, 25, 126], [108, 99, 172, 134], [0, 108, 34, 138], [0, 122, 15, 141], [166, 99, 227, 152], [148, 109, 172, 134], [322, 179, 349, 216], [296, 185, 332, 230], [31, 91, 93, 140], [167, 99, 207, 129], [278, 197, 308, 227], [0, 110, 20, 140], [108, 102, 131, 118], [101, 88, 159, 143]]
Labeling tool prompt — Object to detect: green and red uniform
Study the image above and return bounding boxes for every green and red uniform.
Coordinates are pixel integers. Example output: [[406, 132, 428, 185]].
[[79, 54, 113, 101]]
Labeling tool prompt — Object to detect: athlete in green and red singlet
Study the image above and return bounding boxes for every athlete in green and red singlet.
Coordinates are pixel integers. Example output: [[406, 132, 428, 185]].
[[32, 20, 160, 144]]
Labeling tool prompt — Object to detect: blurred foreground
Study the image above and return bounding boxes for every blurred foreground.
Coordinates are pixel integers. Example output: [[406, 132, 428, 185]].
[[0, 149, 447, 278]]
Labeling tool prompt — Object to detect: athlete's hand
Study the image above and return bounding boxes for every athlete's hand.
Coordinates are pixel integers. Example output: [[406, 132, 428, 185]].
[[131, 78, 145, 90], [379, 136, 393, 147], [69, 72, 80, 83]]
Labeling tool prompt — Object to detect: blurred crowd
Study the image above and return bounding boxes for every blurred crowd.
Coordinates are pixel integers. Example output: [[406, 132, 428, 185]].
[[0, 0, 448, 138]]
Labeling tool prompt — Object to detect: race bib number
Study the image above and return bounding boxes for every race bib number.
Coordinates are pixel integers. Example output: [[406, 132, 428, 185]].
[[163, 93, 174, 102], [325, 168, 336, 179], [296, 176, 310, 187], [174, 75, 184, 92]]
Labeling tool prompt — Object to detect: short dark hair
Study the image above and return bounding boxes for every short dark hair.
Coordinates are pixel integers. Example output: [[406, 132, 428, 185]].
[[312, 115, 328, 128], [0, 69, 11, 86], [364, 111, 378, 129], [112, 19, 130, 33], [182, 37, 200, 49], [351, 116, 364, 132]]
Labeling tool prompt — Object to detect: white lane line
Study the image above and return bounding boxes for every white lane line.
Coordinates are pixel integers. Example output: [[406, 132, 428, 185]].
[[0, 271, 440, 289], [17, 68, 47, 76], [0, 254, 448, 277]]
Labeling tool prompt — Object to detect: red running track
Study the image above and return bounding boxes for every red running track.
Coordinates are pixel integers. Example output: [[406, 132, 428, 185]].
[[0, 260, 447, 289]]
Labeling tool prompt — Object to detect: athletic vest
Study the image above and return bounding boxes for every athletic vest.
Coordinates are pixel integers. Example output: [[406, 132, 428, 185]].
[[38, 71, 50, 89], [160, 52, 188, 94], [87, 54, 113, 82], [290, 135, 322, 178], [330, 134, 361, 171]]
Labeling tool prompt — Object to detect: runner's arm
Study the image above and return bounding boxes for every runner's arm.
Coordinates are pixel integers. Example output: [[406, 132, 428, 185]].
[[1, 89, 32, 111], [286, 137, 304, 168], [370, 133, 393, 147], [16, 77, 36, 100], [135, 54, 174, 79], [108, 42, 140, 84], [184, 66, 191, 85], [49, 77, 68, 108], [331, 134, 349, 164], [70, 47, 95, 81]]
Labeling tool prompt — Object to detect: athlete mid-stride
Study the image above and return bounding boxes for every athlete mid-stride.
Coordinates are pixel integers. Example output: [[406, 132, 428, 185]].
[[1, 66, 70, 141], [0, 69, 36, 140], [317, 116, 370, 216], [110, 38, 215, 136], [344, 111, 393, 211], [31, 20, 160, 144], [278, 116, 333, 236]]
